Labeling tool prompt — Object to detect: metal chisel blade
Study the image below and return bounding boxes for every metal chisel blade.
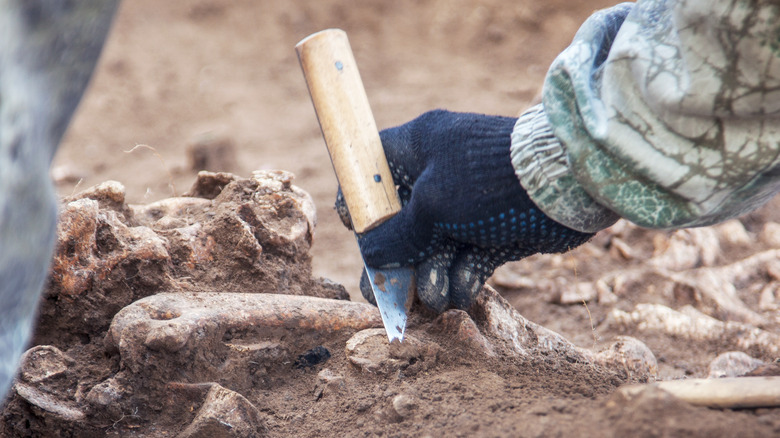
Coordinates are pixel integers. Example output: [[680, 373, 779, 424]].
[[359, 246, 414, 343]]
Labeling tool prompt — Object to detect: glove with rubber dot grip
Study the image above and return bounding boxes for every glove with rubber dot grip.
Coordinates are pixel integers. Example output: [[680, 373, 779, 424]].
[[336, 110, 594, 312]]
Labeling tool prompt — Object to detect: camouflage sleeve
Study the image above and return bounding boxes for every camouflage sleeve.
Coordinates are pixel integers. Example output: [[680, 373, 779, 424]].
[[510, 0, 780, 232]]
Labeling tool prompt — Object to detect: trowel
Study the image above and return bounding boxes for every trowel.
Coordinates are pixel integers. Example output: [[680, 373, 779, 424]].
[[296, 29, 414, 342]]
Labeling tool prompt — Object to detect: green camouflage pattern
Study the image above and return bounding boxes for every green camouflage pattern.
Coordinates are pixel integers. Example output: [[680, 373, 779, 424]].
[[511, 0, 780, 231]]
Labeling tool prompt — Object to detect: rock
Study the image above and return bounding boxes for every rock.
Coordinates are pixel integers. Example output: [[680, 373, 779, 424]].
[[86, 378, 125, 406], [715, 220, 752, 246], [708, 352, 765, 378], [345, 329, 439, 375], [550, 280, 598, 305], [432, 310, 495, 357], [314, 368, 347, 399], [85, 377, 131, 419], [392, 394, 417, 418], [592, 336, 658, 380], [18, 346, 74, 384], [760, 222, 780, 247], [177, 384, 267, 438]]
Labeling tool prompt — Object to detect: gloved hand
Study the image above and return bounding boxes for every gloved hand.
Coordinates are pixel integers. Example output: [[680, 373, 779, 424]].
[[336, 110, 594, 312]]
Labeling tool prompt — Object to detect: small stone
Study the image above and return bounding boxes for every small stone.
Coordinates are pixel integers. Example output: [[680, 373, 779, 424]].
[[177, 384, 267, 438], [345, 329, 438, 374], [391, 394, 417, 418], [552, 280, 598, 305], [708, 352, 765, 378], [432, 310, 495, 356], [593, 336, 658, 380], [65, 180, 127, 212], [84, 377, 131, 419], [317, 368, 342, 385], [761, 222, 780, 247], [716, 220, 752, 246], [85, 378, 127, 407], [18, 345, 74, 383], [315, 368, 346, 398]]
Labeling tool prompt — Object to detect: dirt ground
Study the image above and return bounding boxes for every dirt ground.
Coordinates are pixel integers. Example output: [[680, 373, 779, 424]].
[[4, 0, 778, 436]]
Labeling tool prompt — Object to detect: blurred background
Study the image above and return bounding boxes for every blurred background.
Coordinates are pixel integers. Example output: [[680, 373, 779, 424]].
[[55, 0, 620, 298]]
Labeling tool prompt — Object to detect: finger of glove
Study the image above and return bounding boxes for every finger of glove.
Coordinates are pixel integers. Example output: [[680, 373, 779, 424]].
[[448, 245, 537, 309], [415, 241, 458, 313], [379, 123, 424, 191], [358, 172, 437, 268]]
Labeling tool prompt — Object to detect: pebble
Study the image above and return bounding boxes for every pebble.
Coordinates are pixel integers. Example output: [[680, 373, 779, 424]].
[[178, 384, 266, 438], [18, 345, 73, 384], [593, 336, 659, 379], [391, 394, 417, 418], [315, 368, 346, 398], [345, 328, 437, 375], [708, 352, 764, 378], [432, 310, 495, 356]]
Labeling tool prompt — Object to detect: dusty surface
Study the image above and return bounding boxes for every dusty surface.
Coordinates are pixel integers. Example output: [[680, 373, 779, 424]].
[[2, 0, 778, 436]]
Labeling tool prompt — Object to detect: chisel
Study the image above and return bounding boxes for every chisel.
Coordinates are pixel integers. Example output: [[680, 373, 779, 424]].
[[296, 29, 414, 342]]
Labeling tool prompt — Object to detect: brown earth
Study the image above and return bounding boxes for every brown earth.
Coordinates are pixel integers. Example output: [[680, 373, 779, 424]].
[[3, 0, 779, 436]]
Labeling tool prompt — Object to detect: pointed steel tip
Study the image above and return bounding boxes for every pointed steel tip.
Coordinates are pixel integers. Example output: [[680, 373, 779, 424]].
[[384, 326, 405, 343], [361, 261, 413, 346]]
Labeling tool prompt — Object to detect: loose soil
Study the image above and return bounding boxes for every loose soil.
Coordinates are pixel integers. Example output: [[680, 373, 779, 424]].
[[4, 0, 777, 436]]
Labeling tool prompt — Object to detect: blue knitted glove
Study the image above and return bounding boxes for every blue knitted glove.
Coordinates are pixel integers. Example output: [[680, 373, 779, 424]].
[[336, 110, 594, 312]]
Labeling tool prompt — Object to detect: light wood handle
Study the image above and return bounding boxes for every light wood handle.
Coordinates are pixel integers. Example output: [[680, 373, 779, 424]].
[[296, 29, 400, 234]]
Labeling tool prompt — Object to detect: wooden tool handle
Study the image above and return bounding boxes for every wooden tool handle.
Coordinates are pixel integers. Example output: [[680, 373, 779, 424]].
[[296, 29, 401, 234]]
